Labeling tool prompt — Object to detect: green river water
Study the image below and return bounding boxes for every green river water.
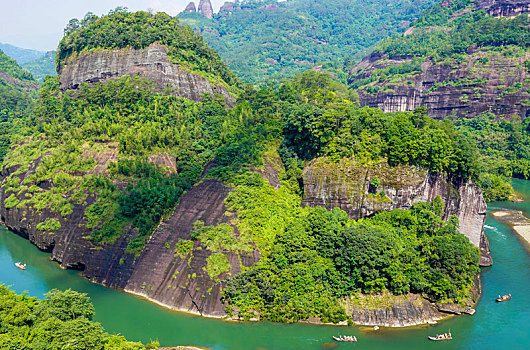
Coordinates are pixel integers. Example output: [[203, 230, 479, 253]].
[[1, 180, 529, 350]]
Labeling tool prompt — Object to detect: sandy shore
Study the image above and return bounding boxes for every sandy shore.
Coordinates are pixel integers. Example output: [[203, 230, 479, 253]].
[[491, 210, 530, 245]]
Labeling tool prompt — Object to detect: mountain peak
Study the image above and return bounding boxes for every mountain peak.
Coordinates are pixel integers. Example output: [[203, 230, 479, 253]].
[[198, 0, 214, 19], [184, 2, 197, 13]]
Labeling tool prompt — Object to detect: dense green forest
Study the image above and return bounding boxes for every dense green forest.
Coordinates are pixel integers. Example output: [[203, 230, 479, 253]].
[[178, 0, 438, 83], [0, 49, 37, 163], [346, 0, 530, 200], [456, 113, 530, 201], [203, 71, 480, 321], [375, 9, 530, 59], [0, 50, 35, 83], [0, 285, 158, 349], [21, 52, 56, 84]]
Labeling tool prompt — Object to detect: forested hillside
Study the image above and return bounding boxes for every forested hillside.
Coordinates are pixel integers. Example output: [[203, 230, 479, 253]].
[[0, 6, 487, 327], [21, 51, 56, 83], [0, 49, 37, 163], [348, 0, 530, 200], [178, 0, 438, 83], [0, 43, 56, 84], [0, 43, 44, 64]]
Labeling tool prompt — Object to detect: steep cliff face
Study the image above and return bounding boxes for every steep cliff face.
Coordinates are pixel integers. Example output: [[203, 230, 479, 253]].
[[476, 0, 530, 17], [349, 49, 530, 120], [59, 43, 235, 106], [184, 2, 197, 12], [349, 0, 530, 120], [302, 158, 492, 266], [343, 293, 445, 327], [0, 159, 257, 316], [198, 0, 214, 19]]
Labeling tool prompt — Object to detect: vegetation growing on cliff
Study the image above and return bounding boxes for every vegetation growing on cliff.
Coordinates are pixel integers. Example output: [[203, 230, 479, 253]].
[[278, 72, 478, 180], [178, 0, 437, 83], [0, 285, 158, 349], [219, 170, 480, 323], [0, 5, 488, 327], [57, 9, 239, 88], [455, 112, 530, 200], [374, 0, 530, 59], [345, 0, 530, 200]]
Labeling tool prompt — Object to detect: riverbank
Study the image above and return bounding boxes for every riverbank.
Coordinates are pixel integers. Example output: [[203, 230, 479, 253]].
[[491, 210, 530, 246], [0, 200, 529, 349]]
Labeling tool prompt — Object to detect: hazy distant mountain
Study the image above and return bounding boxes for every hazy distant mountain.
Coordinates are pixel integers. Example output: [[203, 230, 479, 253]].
[[0, 43, 56, 83], [21, 51, 56, 83], [0, 43, 45, 64]]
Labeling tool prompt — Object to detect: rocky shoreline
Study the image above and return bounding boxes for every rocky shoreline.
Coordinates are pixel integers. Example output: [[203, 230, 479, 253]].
[[340, 276, 480, 328], [491, 210, 530, 246]]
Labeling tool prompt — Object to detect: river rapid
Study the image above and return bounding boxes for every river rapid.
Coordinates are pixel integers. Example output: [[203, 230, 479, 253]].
[[0, 180, 529, 350]]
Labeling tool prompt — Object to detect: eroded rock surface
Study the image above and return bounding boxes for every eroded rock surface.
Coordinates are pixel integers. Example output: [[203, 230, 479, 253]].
[[184, 2, 197, 13], [302, 158, 492, 266], [345, 294, 445, 327], [349, 0, 530, 120], [198, 0, 214, 19], [349, 50, 530, 120], [0, 160, 256, 316], [59, 43, 234, 106]]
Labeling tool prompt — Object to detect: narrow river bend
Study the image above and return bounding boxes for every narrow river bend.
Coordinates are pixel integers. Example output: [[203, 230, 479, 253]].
[[1, 180, 529, 350]]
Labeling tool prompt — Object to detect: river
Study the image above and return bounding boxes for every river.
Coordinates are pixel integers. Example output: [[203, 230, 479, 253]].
[[0, 180, 529, 350]]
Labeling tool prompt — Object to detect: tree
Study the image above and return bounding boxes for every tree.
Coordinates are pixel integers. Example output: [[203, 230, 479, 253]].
[[35, 289, 95, 322]]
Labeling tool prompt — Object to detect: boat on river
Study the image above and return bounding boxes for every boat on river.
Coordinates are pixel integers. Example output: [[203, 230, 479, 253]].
[[333, 335, 357, 342], [496, 294, 512, 302], [428, 331, 452, 341], [15, 262, 26, 270]]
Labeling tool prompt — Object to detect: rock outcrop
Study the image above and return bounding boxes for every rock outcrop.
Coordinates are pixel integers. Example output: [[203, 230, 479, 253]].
[[349, 49, 530, 120], [342, 274, 481, 327], [343, 293, 445, 327], [0, 160, 258, 316], [219, 2, 235, 14], [476, 0, 530, 17], [302, 158, 492, 266], [184, 2, 197, 13], [198, 0, 214, 19], [349, 0, 530, 120], [0, 71, 38, 92], [59, 43, 235, 106]]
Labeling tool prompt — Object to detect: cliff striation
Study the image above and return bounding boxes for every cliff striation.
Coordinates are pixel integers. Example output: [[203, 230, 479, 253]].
[[475, 0, 530, 17], [302, 158, 492, 266], [350, 49, 530, 120], [342, 274, 481, 327], [349, 0, 530, 120], [0, 159, 257, 316], [59, 43, 235, 106]]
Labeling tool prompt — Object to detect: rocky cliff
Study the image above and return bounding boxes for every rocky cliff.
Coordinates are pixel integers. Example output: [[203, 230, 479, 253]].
[[0, 150, 490, 322], [198, 0, 214, 19], [59, 43, 235, 106], [349, 0, 530, 120], [342, 274, 481, 327], [475, 0, 530, 17], [349, 49, 530, 120], [302, 158, 492, 266], [0, 159, 257, 316], [184, 2, 197, 13]]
